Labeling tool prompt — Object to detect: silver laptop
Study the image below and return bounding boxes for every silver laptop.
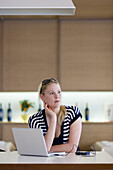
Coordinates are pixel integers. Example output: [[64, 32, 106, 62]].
[[12, 128, 66, 157]]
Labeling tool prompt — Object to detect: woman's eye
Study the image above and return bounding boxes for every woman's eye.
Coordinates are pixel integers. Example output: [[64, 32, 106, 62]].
[[49, 92, 54, 95]]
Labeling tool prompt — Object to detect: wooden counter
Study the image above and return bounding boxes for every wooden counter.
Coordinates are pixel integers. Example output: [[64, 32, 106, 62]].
[[0, 151, 113, 170]]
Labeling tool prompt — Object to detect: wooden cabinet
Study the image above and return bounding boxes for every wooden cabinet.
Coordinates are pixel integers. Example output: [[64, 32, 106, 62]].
[[0, 123, 2, 140], [0, 122, 113, 150], [79, 122, 113, 150], [0, 21, 2, 91], [68, 0, 113, 19], [2, 19, 113, 91], [0, 122, 28, 144], [60, 20, 113, 90], [0, 0, 113, 91], [2, 20, 58, 91]]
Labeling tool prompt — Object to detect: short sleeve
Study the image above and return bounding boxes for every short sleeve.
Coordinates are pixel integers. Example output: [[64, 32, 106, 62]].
[[28, 110, 48, 136], [28, 113, 40, 128], [65, 105, 82, 125]]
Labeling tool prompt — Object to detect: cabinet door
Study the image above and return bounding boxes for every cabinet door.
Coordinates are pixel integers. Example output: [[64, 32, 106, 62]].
[[0, 21, 2, 91], [60, 20, 113, 90], [2, 123, 28, 144], [0, 123, 2, 140], [79, 122, 113, 150], [71, 0, 113, 19], [3, 20, 58, 91]]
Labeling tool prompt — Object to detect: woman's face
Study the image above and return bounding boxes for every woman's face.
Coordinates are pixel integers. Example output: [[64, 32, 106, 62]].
[[41, 83, 62, 109]]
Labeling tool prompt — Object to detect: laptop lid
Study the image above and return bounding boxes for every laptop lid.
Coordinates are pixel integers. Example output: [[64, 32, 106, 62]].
[[12, 128, 49, 157]]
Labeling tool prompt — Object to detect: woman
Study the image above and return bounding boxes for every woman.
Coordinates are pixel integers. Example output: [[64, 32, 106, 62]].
[[28, 78, 82, 153]]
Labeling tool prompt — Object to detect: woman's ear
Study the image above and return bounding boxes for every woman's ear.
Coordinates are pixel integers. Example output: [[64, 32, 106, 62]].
[[40, 94, 45, 102]]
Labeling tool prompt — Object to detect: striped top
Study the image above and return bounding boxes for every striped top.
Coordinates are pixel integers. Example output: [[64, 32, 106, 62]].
[[28, 105, 82, 145]]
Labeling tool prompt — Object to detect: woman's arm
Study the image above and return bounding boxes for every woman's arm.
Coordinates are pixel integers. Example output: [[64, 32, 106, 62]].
[[44, 116, 56, 151], [44, 103, 57, 151], [50, 117, 82, 153]]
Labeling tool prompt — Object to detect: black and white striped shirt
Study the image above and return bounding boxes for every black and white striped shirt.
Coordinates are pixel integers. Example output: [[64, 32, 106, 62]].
[[28, 105, 82, 145]]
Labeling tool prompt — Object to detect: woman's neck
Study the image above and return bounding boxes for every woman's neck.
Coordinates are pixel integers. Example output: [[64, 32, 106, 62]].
[[52, 106, 60, 116]]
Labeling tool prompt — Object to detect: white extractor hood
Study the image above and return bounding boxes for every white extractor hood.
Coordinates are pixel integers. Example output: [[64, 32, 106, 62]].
[[0, 0, 76, 16]]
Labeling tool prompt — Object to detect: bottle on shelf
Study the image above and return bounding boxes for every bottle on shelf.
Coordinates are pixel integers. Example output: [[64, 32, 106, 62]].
[[0, 103, 3, 121], [7, 103, 12, 121], [85, 103, 89, 121]]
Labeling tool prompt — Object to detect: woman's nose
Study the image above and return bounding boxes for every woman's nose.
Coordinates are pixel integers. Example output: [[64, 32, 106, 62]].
[[54, 93, 58, 98]]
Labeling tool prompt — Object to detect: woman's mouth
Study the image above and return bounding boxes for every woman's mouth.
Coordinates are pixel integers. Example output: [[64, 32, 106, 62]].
[[55, 100, 60, 103]]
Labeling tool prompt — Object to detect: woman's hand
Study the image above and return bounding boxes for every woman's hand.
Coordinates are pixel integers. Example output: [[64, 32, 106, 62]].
[[44, 103, 56, 120]]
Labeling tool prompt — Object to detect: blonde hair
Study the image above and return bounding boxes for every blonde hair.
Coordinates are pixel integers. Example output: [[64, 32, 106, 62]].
[[38, 78, 67, 125]]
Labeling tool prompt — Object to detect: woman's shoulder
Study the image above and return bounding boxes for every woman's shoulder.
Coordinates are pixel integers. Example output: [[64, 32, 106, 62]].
[[29, 109, 44, 121], [64, 105, 77, 111], [28, 109, 45, 128], [64, 105, 82, 119]]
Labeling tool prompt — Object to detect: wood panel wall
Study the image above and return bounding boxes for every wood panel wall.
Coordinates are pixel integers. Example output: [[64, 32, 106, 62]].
[[1, 19, 113, 91], [0, 122, 113, 150], [3, 19, 58, 91], [69, 0, 113, 19], [0, 0, 113, 91], [1, 123, 28, 144], [60, 20, 113, 90], [0, 124, 2, 140], [0, 21, 2, 91], [79, 122, 113, 150]]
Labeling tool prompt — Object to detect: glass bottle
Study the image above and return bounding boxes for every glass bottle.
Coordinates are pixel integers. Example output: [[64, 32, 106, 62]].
[[85, 103, 89, 121], [0, 103, 3, 121], [7, 103, 12, 121]]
